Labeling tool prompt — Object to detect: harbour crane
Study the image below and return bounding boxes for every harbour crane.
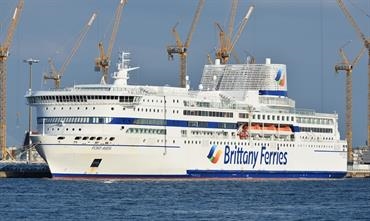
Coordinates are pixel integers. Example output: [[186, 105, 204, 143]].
[[44, 13, 96, 89], [215, 4, 254, 64], [335, 44, 366, 164], [0, 0, 24, 160], [210, 0, 237, 64], [337, 0, 370, 146], [95, 0, 127, 84], [167, 0, 205, 88]]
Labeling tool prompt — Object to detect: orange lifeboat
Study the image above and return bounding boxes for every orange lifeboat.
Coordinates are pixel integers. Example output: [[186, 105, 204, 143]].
[[279, 125, 292, 132], [262, 124, 276, 132]]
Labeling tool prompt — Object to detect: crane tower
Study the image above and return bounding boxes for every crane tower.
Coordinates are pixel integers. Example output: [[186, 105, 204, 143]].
[[44, 12, 96, 88], [95, 0, 127, 84], [337, 0, 370, 147], [335, 45, 366, 164], [167, 0, 205, 88], [0, 0, 24, 160]]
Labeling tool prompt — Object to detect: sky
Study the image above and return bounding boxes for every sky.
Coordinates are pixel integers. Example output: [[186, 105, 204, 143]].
[[0, 0, 369, 147]]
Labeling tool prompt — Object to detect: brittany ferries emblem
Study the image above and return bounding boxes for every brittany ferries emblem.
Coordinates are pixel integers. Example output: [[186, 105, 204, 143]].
[[275, 69, 285, 87], [207, 145, 222, 164]]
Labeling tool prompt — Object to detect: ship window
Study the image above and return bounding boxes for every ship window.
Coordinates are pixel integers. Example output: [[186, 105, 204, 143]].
[[90, 159, 102, 168], [89, 137, 96, 140], [97, 137, 102, 141], [57, 136, 65, 140], [75, 136, 81, 140]]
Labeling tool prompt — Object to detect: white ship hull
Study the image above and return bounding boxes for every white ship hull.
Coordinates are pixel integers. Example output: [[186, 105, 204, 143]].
[[31, 134, 347, 179]]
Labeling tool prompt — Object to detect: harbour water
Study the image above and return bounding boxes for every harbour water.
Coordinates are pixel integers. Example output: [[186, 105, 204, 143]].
[[0, 178, 369, 220]]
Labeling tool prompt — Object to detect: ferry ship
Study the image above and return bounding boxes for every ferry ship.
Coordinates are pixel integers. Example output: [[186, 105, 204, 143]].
[[27, 52, 348, 179]]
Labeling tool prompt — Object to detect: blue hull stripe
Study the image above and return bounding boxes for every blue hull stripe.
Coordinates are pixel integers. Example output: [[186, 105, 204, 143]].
[[186, 170, 347, 179], [259, 90, 287, 97], [52, 170, 347, 179]]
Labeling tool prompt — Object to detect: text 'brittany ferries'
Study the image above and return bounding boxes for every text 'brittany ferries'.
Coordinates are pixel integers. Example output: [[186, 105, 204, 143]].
[[224, 146, 288, 168]]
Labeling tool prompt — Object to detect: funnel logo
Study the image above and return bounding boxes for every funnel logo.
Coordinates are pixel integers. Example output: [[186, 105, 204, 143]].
[[275, 69, 285, 87], [207, 145, 222, 164]]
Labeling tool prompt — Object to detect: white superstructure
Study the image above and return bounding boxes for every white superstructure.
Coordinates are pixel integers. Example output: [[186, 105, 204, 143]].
[[27, 52, 347, 179]]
